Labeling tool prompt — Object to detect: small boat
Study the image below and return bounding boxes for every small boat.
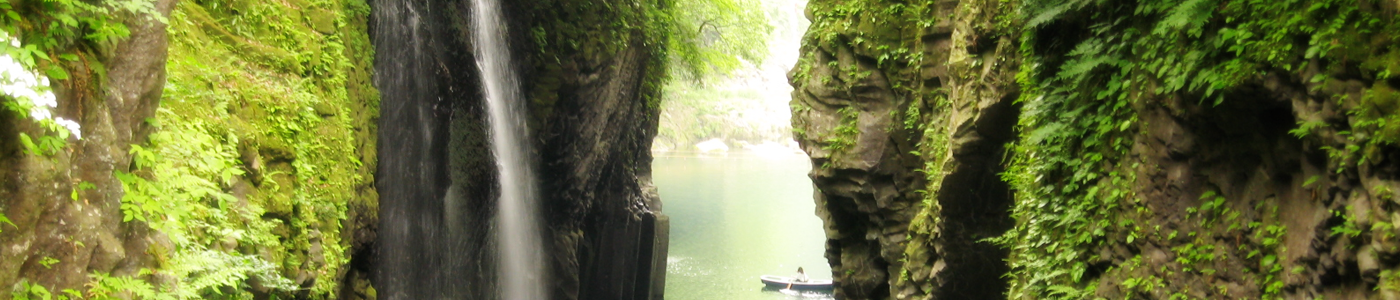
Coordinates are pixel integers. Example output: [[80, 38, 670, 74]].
[[760, 275, 835, 291]]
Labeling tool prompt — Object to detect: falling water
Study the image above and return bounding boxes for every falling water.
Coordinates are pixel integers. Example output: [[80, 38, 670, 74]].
[[472, 0, 547, 298]]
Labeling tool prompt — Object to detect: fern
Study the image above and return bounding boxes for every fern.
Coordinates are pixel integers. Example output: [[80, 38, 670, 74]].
[[85, 272, 173, 300], [0, 213, 13, 232]]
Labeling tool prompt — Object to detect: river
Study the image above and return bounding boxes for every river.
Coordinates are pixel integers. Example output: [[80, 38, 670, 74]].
[[655, 152, 834, 300]]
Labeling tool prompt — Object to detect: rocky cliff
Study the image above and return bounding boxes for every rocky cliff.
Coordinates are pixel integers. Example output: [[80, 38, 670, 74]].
[[3, 0, 671, 298], [0, 0, 176, 294], [792, 0, 1400, 299], [1, 0, 381, 298], [372, 0, 667, 299]]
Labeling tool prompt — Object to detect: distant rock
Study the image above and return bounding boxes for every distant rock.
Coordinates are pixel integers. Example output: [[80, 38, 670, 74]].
[[695, 138, 730, 153]]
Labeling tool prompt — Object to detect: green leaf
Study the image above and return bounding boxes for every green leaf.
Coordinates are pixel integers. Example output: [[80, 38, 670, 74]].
[[46, 66, 68, 80], [0, 213, 14, 232], [1303, 175, 1320, 187], [18, 133, 40, 156]]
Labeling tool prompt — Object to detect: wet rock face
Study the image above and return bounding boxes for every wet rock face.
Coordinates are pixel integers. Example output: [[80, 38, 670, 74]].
[[372, 0, 665, 299], [510, 1, 670, 298], [789, 0, 1019, 298], [0, 0, 177, 292]]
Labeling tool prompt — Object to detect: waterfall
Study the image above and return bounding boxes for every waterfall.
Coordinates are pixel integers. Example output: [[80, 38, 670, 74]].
[[472, 0, 547, 298]]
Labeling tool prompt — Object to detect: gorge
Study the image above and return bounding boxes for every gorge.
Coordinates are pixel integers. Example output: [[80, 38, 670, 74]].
[[2, 0, 1400, 299]]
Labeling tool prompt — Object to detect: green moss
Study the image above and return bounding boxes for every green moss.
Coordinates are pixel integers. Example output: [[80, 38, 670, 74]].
[[108, 0, 378, 297], [804, 0, 931, 93], [997, 0, 1400, 298]]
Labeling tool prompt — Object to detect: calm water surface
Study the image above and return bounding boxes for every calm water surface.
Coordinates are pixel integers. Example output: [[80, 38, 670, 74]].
[[655, 153, 834, 300]]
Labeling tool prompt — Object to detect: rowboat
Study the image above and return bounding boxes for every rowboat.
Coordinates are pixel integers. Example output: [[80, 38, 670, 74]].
[[759, 275, 835, 291]]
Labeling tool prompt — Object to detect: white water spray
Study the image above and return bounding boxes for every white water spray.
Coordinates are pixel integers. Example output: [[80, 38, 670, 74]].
[[471, 0, 546, 298]]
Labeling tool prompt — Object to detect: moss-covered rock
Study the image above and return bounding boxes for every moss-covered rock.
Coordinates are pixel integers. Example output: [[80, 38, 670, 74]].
[[1, 0, 379, 297], [793, 0, 1400, 299], [790, 0, 1024, 298], [0, 0, 177, 295], [138, 0, 380, 297]]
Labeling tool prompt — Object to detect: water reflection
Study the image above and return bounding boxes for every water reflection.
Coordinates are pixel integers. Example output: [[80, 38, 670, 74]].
[[655, 152, 833, 300], [762, 287, 837, 299]]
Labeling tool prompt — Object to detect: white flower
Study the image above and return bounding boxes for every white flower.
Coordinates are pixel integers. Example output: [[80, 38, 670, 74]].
[[54, 118, 81, 140], [29, 108, 50, 120], [1, 32, 62, 135]]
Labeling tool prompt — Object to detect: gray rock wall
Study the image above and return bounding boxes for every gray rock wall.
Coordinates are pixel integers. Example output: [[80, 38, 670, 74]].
[[0, 0, 176, 292], [371, 0, 668, 299], [789, 0, 1020, 298]]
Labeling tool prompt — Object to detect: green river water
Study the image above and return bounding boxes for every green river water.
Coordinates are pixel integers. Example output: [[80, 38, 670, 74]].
[[655, 153, 835, 300]]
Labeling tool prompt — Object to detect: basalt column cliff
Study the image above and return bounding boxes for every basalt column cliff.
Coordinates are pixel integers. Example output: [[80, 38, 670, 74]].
[[371, 0, 668, 299]]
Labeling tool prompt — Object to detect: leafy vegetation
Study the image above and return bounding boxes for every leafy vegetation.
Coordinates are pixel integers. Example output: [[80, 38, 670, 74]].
[[7, 0, 376, 297], [653, 0, 814, 152], [524, 0, 778, 154], [822, 106, 859, 153], [1, 0, 162, 294], [665, 0, 772, 80], [100, 0, 379, 297], [998, 0, 1399, 298], [0, 0, 165, 149], [522, 0, 772, 112], [0, 0, 160, 235], [794, 0, 942, 163], [0, 0, 164, 82]]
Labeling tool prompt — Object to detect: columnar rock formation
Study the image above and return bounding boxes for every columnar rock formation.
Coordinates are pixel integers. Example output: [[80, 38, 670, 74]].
[[372, 0, 667, 299]]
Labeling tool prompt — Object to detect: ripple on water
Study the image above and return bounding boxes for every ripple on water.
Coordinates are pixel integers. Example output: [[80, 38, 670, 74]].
[[767, 288, 835, 300], [666, 256, 714, 277]]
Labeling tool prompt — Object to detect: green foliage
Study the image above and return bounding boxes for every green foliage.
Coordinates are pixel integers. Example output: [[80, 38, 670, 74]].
[[113, 108, 297, 297], [84, 272, 174, 300], [1252, 219, 1288, 298], [84, 0, 379, 297], [802, 0, 933, 94], [666, 0, 772, 79], [1330, 206, 1364, 238], [38, 256, 59, 269], [0, 0, 161, 275], [822, 106, 860, 153], [0, 0, 161, 85], [522, 0, 771, 116], [0, 0, 164, 120], [0, 211, 12, 232], [12, 272, 180, 300], [11, 280, 75, 300], [996, 0, 1393, 297]]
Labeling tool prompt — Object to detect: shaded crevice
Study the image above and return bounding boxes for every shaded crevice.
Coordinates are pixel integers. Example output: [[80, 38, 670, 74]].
[[935, 97, 1020, 299], [818, 190, 895, 299]]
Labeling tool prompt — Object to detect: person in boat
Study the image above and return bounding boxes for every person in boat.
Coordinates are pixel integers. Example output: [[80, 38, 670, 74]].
[[785, 267, 810, 290]]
